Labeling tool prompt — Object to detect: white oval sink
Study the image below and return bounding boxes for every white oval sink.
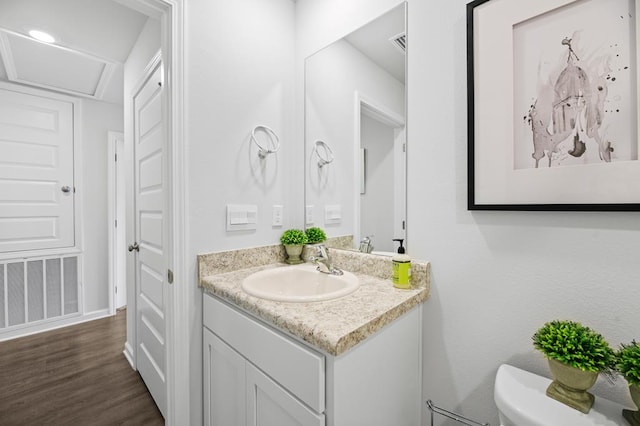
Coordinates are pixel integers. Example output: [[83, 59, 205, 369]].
[[241, 263, 359, 302]]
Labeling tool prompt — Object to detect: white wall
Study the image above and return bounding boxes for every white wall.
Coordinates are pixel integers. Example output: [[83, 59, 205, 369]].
[[81, 99, 124, 313], [187, 0, 296, 253], [297, 1, 640, 425], [412, 1, 639, 423], [185, 0, 296, 422], [305, 38, 404, 240]]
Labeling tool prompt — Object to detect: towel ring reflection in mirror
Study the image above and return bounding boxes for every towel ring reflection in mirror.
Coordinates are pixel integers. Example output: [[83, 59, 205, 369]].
[[251, 125, 280, 159], [315, 140, 334, 167]]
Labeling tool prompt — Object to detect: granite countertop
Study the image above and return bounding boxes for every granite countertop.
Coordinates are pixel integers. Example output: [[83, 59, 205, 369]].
[[198, 243, 430, 357]]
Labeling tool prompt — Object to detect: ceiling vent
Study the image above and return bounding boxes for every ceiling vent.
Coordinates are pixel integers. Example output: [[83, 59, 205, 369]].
[[389, 32, 406, 54], [0, 28, 116, 100]]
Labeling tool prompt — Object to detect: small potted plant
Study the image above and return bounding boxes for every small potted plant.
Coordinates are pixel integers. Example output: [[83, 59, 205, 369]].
[[616, 340, 640, 425], [305, 227, 327, 245], [532, 320, 615, 413], [280, 229, 307, 264]]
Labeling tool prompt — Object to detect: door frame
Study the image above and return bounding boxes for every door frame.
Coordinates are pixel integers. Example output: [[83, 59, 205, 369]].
[[123, 0, 187, 424], [107, 131, 125, 314]]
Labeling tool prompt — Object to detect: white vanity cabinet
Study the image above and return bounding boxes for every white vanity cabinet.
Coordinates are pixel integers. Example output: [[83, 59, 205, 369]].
[[203, 293, 325, 426], [203, 292, 423, 426], [203, 328, 323, 426]]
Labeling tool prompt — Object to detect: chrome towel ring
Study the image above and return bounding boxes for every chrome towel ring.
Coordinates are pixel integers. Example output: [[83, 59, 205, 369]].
[[251, 125, 280, 159], [314, 140, 334, 167]]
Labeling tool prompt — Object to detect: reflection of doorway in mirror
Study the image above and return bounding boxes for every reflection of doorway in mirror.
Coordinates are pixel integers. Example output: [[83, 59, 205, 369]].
[[304, 2, 407, 250], [358, 102, 406, 253]]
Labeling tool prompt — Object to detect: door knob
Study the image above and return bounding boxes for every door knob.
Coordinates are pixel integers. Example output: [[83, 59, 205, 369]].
[[61, 186, 71, 193], [128, 242, 140, 252]]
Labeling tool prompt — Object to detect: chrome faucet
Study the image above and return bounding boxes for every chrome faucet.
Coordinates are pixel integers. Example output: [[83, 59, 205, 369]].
[[359, 235, 374, 253], [310, 245, 343, 276]]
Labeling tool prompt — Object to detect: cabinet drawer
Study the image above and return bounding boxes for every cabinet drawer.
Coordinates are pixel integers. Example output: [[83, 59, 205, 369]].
[[203, 293, 325, 413]]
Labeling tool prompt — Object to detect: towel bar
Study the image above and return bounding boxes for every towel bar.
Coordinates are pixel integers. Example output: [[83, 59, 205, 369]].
[[426, 400, 490, 426]]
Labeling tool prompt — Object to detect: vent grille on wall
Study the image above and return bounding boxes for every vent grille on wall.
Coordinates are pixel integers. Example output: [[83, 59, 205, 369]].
[[389, 32, 406, 53], [0, 255, 80, 331]]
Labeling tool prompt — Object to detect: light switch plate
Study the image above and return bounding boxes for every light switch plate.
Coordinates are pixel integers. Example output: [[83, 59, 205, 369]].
[[305, 205, 314, 225], [226, 204, 258, 231], [272, 205, 283, 227], [324, 204, 341, 225]]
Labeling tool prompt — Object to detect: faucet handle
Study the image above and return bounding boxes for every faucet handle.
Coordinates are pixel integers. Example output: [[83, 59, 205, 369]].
[[359, 235, 374, 253], [315, 244, 328, 257]]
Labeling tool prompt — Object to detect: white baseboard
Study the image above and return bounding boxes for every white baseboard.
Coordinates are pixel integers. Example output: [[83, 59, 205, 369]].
[[123, 341, 136, 369], [0, 309, 112, 342]]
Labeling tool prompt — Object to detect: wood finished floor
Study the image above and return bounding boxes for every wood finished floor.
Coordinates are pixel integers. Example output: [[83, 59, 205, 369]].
[[0, 310, 164, 425]]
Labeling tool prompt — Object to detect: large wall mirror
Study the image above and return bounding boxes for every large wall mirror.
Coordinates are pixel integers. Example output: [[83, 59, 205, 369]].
[[304, 2, 407, 254]]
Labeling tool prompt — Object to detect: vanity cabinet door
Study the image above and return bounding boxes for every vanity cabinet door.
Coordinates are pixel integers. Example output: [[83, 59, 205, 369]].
[[203, 328, 246, 426], [204, 293, 325, 412], [246, 363, 325, 426]]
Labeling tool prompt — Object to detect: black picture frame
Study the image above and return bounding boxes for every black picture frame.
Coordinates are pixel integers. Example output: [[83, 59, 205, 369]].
[[467, 0, 640, 211]]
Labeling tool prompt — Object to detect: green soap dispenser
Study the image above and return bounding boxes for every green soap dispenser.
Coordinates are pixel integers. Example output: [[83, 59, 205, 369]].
[[392, 239, 411, 289]]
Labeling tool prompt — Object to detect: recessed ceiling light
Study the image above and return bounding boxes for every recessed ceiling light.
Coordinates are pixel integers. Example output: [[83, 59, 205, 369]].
[[28, 30, 55, 43]]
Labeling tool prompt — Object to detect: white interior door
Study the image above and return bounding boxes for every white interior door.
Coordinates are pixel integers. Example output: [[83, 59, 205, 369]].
[[133, 62, 167, 417], [0, 87, 75, 253]]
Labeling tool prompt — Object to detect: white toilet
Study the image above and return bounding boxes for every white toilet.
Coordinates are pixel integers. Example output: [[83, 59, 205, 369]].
[[495, 364, 629, 426]]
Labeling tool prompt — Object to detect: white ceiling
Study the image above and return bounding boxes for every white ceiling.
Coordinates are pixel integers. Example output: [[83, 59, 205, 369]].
[[0, 0, 149, 104], [345, 4, 406, 84], [0, 1, 405, 103]]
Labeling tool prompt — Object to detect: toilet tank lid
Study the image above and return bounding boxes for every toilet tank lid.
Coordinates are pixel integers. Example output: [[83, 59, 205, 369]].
[[494, 364, 627, 426]]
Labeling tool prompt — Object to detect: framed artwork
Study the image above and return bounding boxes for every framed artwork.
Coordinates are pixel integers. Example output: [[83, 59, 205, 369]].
[[467, 0, 640, 210]]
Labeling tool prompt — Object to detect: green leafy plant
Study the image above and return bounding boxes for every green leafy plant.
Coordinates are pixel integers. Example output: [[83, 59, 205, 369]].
[[532, 320, 615, 373], [280, 229, 308, 246], [305, 227, 327, 244], [617, 340, 640, 386]]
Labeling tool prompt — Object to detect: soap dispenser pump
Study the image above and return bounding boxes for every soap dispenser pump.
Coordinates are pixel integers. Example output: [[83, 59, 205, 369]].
[[392, 239, 411, 289]]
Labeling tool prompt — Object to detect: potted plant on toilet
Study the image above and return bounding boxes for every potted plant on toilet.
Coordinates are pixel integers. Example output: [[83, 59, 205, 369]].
[[532, 320, 615, 414], [280, 229, 307, 264], [616, 340, 640, 425]]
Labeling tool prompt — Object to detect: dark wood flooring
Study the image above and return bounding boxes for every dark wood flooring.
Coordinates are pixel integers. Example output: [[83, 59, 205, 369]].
[[0, 310, 164, 425]]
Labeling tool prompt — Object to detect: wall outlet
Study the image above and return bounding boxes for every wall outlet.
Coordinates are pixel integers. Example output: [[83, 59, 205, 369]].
[[272, 205, 283, 227], [305, 205, 314, 225]]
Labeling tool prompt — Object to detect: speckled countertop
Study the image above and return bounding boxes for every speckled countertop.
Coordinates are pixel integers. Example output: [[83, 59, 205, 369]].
[[198, 243, 430, 357]]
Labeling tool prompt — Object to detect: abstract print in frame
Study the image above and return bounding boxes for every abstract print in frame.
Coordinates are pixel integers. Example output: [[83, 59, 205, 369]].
[[468, 0, 640, 210], [514, 0, 636, 170]]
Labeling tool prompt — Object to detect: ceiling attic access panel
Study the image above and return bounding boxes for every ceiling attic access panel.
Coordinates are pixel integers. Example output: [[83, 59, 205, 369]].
[[0, 29, 116, 100]]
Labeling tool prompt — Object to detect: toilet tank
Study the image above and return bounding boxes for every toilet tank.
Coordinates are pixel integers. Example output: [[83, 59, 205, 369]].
[[494, 364, 627, 426]]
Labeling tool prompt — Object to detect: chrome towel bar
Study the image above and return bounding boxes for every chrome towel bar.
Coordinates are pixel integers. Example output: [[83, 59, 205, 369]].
[[426, 400, 490, 426]]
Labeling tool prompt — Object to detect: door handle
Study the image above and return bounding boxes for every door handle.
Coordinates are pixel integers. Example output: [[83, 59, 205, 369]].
[[128, 242, 140, 252], [61, 186, 72, 193]]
